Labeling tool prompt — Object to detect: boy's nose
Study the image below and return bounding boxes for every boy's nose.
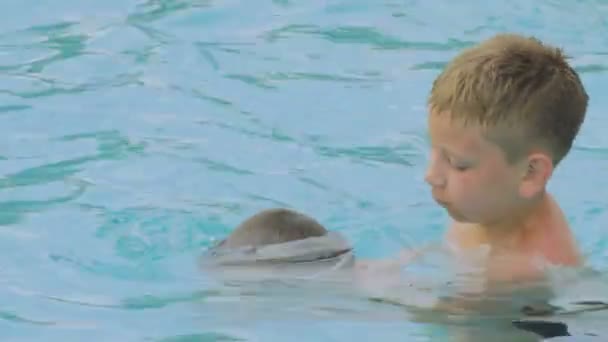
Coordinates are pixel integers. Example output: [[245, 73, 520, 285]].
[[424, 155, 446, 188], [424, 168, 445, 188]]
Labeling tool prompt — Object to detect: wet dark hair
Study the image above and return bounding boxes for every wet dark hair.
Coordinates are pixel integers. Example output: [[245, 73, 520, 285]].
[[215, 208, 329, 249], [204, 208, 352, 266]]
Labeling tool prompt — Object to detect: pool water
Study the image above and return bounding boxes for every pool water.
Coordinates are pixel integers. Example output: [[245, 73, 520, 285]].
[[1, 0, 607, 341]]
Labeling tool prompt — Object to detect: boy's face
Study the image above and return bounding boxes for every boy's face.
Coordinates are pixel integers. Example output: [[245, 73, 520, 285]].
[[425, 112, 527, 225]]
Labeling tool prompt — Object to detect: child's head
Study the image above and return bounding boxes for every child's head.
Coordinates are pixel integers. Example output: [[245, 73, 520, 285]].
[[215, 207, 329, 250], [201, 208, 353, 280], [425, 33, 588, 224]]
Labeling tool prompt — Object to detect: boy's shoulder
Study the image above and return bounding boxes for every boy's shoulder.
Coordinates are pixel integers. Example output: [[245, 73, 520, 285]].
[[513, 194, 581, 267], [445, 197, 581, 268], [533, 199, 581, 267]]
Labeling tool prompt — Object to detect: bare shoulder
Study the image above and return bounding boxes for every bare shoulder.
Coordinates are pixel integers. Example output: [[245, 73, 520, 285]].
[[547, 222, 582, 266], [537, 196, 582, 266]]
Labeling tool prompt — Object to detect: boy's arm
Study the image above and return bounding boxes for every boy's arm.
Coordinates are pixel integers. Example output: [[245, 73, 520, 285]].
[[356, 220, 458, 272], [354, 242, 444, 272]]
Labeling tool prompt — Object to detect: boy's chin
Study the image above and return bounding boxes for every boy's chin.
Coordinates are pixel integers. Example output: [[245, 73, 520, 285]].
[[444, 207, 470, 223], [449, 216, 473, 225]]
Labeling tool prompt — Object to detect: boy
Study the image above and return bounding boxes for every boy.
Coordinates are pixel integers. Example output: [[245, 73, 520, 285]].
[[424, 33, 588, 284], [200, 208, 354, 281], [356, 34, 589, 320]]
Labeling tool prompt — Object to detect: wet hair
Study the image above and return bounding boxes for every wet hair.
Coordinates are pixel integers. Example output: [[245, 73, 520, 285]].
[[215, 208, 328, 249], [428, 33, 588, 166], [205, 208, 352, 266]]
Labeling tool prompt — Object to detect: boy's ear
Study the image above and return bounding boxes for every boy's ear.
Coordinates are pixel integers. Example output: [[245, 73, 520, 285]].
[[519, 153, 553, 198]]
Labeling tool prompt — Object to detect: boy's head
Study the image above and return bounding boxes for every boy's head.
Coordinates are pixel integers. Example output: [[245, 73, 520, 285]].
[[425, 33, 588, 224], [201, 208, 353, 279]]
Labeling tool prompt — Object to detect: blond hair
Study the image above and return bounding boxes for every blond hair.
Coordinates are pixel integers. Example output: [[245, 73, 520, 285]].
[[428, 33, 588, 165]]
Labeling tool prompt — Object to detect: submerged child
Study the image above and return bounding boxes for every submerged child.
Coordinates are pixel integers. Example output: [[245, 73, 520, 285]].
[[200, 208, 354, 281]]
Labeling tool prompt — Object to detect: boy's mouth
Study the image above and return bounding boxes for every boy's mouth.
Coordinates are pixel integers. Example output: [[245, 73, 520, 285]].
[[433, 197, 449, 207], [433, 198, 463, 220]]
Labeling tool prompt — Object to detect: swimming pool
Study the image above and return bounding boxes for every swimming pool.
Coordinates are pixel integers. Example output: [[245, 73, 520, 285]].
[[1, 0, 607, 341]]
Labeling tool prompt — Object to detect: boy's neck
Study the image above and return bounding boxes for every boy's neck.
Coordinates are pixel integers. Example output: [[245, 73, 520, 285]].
[[476, 192, 552, 250]]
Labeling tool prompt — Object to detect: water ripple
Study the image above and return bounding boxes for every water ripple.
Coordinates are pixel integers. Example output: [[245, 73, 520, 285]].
[[0, 179, 86, 225], [128, 0, 213, 25], [0, 310, 56, 326], [263, 24, 476, 51], [155, 333, 245, 342], [94, 207, 226, 262]]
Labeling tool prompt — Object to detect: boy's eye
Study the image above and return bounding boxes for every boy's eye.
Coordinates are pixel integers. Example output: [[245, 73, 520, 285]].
[[448, 158, 469, 171]]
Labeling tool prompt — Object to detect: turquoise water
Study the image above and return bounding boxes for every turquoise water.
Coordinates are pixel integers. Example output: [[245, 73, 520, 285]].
[[1, 0, 608, 341]]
